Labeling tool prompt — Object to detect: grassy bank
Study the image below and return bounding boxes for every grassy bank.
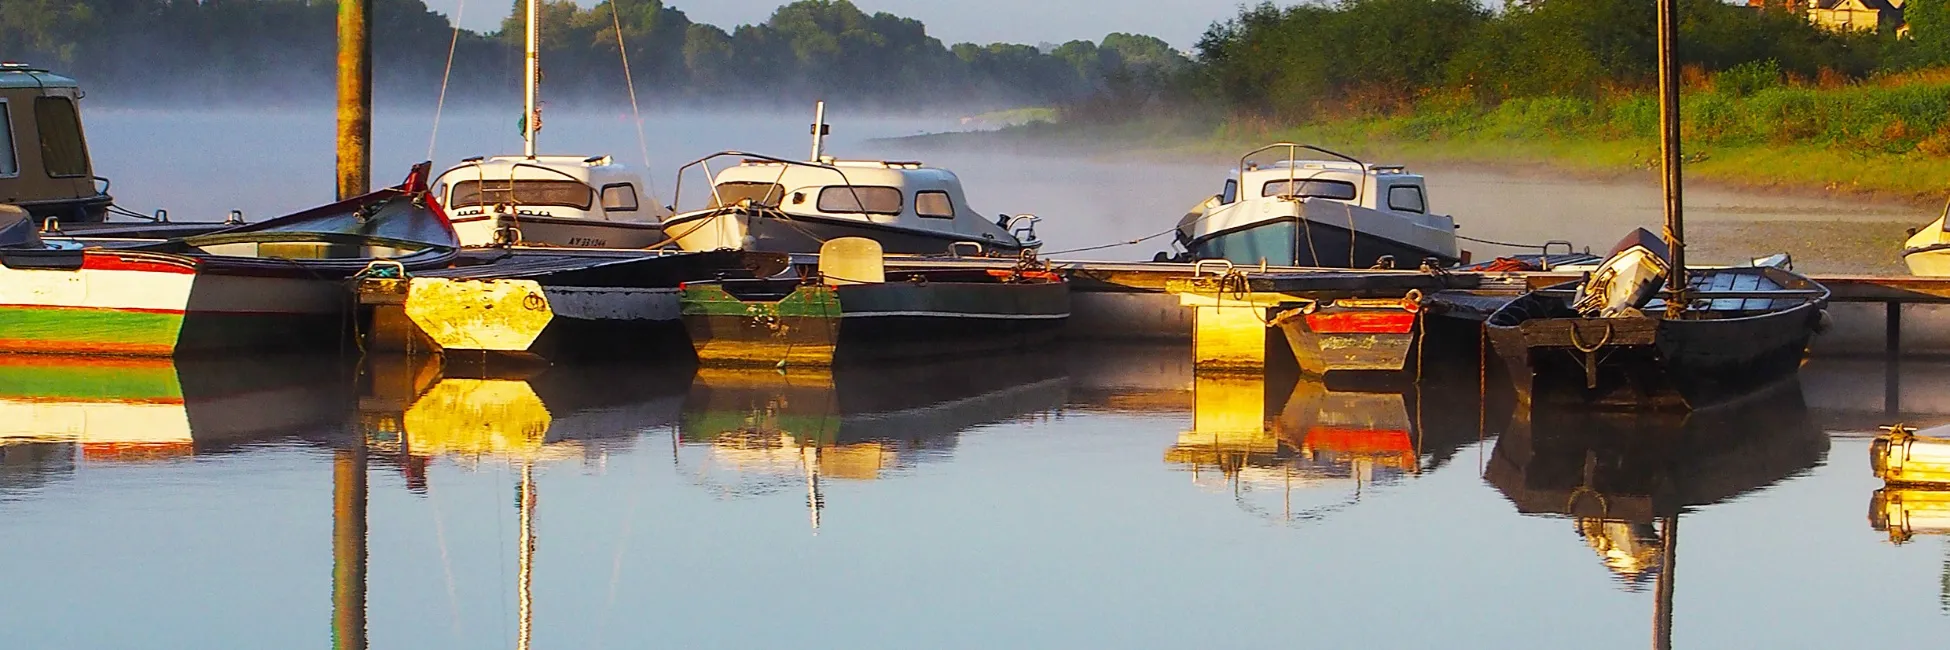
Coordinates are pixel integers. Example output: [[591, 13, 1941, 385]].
[[902, 76, 1950, 203]]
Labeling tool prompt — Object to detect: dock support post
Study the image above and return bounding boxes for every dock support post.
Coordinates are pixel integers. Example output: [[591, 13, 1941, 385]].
[[336, 0, 372, 199], [1887, 301, 1903, 416], [331, 442, 368, 650], [1887, 301, 1903, 359]]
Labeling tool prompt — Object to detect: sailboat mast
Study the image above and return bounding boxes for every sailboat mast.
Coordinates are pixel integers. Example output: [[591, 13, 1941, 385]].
[[1656, 0, 1686, 312], [1653, 516, 1678, 650], [522, 0, 539, 158]]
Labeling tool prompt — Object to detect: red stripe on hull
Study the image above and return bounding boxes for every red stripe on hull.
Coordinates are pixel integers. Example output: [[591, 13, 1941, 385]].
[[0, 339, 178, 357], [1306, 311, 1415, 334], [0, 303, 188, 316], [1304, 427, 1414, 454], [82, 254, 198, 275]]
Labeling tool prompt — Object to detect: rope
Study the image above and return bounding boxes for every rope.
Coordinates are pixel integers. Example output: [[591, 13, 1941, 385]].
[[610, 0, 664, 206], [427, 0, 466, 162], [1038, 227, 1174, 256], [1457, 233, 1552, 250]]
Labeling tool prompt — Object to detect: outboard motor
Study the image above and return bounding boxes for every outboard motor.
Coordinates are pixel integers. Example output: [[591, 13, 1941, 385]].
[[1572, 228, 1672, 318]]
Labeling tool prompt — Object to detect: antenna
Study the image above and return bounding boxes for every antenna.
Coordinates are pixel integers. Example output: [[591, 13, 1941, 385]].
[[809, 100, 829, 162]]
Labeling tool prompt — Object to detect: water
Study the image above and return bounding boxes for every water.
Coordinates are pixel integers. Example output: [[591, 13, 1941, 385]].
[[0, 346, 1946, 648], [3, 110, 1944, 647]]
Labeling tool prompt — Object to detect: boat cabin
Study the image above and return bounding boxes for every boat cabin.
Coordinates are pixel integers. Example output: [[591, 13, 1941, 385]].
[[705, 158, 1025, 248], [0, 63, 110, 223], [1208, 160, 1439, 232], [433, 155, 669, 247]]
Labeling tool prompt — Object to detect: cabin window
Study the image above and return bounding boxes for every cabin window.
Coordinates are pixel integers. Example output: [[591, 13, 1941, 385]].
[[817, 186, 903, 215], [1221, 179, 1238, 204], [915, 190, 954, 219], [0, 101, 16, 177], [34, 96, 88, 178], [708, 181, 785, 209], [1387, 185, 1426, 213], [1262, 178, 1356, 200], [449, 179, 593, 210], [600, 183, 639, 212]]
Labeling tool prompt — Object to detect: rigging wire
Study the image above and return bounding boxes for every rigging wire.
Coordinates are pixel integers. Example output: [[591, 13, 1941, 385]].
[[610, 0, 663, 207], [427, 0, 467, 162]]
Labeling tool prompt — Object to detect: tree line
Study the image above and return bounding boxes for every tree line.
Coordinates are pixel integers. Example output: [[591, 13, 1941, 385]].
[[0, 0, 1189, 108], [1184, 0, 1950, 122]]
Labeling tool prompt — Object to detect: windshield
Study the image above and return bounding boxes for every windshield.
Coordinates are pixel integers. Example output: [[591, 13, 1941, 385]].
[[1262, 178, 1356, 200], [708, 181, 786, 209], [449, 179, 593, 210]]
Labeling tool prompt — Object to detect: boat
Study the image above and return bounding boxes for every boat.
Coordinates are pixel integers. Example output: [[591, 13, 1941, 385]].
[[1903, 197, 1950, 276], [428, 0, 670, 249], [0, 63, 112, 225], [0, 163, 458, 356], [1485, 229, 1829, 410], [1167, 143, 1460, 268], [661, 105, 1043, 256], [359, 247, 788, 361], [681, 237, 1068, 366]]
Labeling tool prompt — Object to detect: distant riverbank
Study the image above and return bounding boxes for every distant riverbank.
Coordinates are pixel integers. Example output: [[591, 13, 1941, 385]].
[[905, 80, 1950, 205]]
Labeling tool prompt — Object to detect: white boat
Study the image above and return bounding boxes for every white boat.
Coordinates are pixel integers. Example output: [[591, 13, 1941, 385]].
[[1168, 143, 1460, 268], [1903, 198, 1950, 276], [432, 0, 669, 249], [433, 154, 668, 249], [661, 106, 1042, 256]]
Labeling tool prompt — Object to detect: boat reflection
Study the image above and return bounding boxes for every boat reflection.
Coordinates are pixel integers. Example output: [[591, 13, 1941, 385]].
[[1484, 382, 1826, 648], [358, 357, 690, 482], [1165, 372, 1488, 524], [1868, 482, 1950, 614], [676, 355, 1069, 527], [0, 354, 353, 495]]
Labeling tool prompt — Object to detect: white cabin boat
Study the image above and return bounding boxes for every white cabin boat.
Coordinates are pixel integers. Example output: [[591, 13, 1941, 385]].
[[0, 63, 111, 224], [663, 152, 1040, 256], [432, 155, 669, 249], [1170, 144, 1460, 268]]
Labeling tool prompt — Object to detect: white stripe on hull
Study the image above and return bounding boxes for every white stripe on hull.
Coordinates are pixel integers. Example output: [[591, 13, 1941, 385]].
[[0, 265, 194, 312], [454, 216, 666, 249], [840, 310, 1070, 320], [0, 399, 193, 443]]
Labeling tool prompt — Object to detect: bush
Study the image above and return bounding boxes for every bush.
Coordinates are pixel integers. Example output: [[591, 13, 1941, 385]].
[[1715, 59, 1781, 97]]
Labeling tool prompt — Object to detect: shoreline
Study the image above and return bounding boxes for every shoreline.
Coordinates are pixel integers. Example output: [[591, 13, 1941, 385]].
[[880, 120, 1947, 210]]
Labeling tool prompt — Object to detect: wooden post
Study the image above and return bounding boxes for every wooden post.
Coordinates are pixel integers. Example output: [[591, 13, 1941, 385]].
[[1655, 0, 1686, 315], [331, 445, 368, 650], [336, 0, 372, 199]]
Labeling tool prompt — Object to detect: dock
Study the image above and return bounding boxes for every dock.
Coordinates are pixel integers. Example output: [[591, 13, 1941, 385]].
[[359, 248, 1950, 366]]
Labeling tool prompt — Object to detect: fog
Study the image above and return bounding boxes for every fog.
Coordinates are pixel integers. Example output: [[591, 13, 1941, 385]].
[[86, 106, 1925, 273]]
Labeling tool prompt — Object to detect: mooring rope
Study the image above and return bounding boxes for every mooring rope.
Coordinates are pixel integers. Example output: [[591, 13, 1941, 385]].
[[426, 0, 466, 162], [611, 0, 664, 207]]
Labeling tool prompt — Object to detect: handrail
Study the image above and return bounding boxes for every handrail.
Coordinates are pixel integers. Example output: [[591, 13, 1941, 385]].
[[1237, 142, 1368, 208], [671, 150, 868, 216]]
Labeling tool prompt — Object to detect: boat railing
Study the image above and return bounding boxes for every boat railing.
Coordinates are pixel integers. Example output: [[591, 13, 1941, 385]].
[[1239, 143, 1369, 207], [672, 150, 871, 215]]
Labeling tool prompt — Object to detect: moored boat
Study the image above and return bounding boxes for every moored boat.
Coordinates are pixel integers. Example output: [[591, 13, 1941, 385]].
[[680, 237, 1068, 366], [0, 63, 112, 224], [1485, 229, 1829, 410], [1902, 197, 1950, 276], [0, 164, 457, 356], [433, 155, 669, 249], [1167, 143, 1460, 268], [663, 108, 1042, 256]]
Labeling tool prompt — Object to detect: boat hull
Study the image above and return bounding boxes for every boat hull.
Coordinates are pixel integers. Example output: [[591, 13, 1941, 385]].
[[1271, 303, 1418, 376], [450, 214, 666, 249], [1904, 244, 1950, 276], [1189, 216, 1459, 269], [666, 209, 1026, 256], [1485, 269, 1827, 410], [0, 251, 353, 357], [681, 277, 1069, 366]]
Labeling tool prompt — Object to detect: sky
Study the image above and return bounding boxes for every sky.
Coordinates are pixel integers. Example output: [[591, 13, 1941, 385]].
[[425, 0, 1281, 50]]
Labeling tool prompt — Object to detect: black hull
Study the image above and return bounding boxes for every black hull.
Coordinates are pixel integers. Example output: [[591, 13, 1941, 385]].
[[20, 194, 113, 224], [1188, 217, 1458, 269], [1485, 269, 1828, 411]]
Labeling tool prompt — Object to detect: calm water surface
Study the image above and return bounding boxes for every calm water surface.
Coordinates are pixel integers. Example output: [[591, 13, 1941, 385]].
[[1, 347, 1947, 649]]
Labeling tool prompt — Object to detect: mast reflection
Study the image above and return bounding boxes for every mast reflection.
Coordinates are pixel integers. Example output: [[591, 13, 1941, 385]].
[[676, 354, 1069, 530], [1485, 381, 1826, 647]]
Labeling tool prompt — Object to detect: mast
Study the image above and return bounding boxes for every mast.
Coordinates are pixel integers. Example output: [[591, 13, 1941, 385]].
[[331, 441, 369, 650], [335, 0, 371, 199], [1656, 0, 1686, 315], [516, 462, 536, 650], [522, 0, 539, 158], [809, 100, 828, 162]]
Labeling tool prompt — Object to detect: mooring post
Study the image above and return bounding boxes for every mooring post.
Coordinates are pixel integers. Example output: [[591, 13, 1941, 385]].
[[335, 0, 372, 199], [1888, 301, 1903, 359], [331, 443, 368, 650]]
